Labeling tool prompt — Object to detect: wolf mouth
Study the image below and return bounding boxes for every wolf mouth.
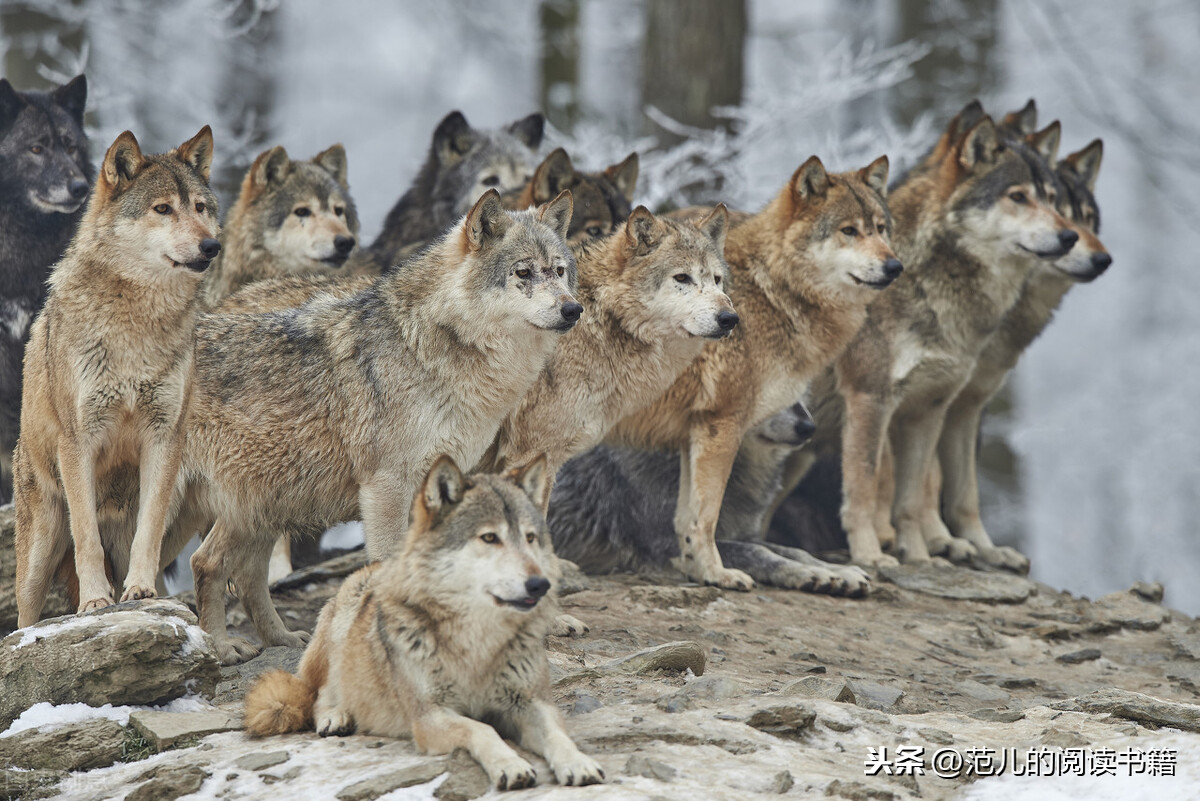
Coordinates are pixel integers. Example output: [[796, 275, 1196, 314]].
[[850, 274, 893, 290], [169, 257, 212, 272], [320, 253, 350, 268], [1020, 244, 1072, 259], [491, 594, 540, 611]]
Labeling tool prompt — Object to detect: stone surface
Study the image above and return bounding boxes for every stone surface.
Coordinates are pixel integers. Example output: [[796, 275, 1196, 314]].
[[625, 754, 677, 782], [126, 765, 210, 801], [847, 680, 904, 711], [1130, 581, 1164, 603], [825, 778, 896, 800], [234, 750, 290, 772], [1051, 688, 1200, 732], [0, 718, 125, 772], [129, 709, 241, 751], [598, 640, 706, 676], [1041, 727, 1091, 748], [336, 761, 447, 801], [1093, 590, 1171, 631], [627, 585, 721, 608], [655, 675, 747, 712], [955, 679, 1010, 703], [771, 770, 794, 793], [215, 645, 305, 703], [744, 703, 817, 738], [0, 766, 64, 799], [0, 599, 220, 727], [1170, 630, 1200, 661], [1057, 647, 1102, 664], [0, 506, 71, 635], [780, 675, 856, 703], [879, 563, 1035, 603], [432, 751, 490, 801], [969, 708, 1025, 722]]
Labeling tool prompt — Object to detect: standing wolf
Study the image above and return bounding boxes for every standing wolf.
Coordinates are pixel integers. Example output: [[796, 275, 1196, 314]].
[[244, 456, 604, 790], [14, 127, 219, 624], [370, 111, 544, 266], [0, 75, 92, 503], [506, 147, 639, 243], [204, 144, 360, 303], [180, 189, 579, 663]]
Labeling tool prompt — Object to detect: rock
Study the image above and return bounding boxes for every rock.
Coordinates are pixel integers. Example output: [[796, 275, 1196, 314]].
[[0, 507, 71, 635], [878, 563, 1034, 603], [234, 750, 290, 772], [571, 693, 603, 715], [969, 708, 1025, 722], [555, 558, 590, 596], [271, 550, 367, 591], [917, 727, 954, 745], [846, 680, 904, 711], [656, 675, 747, 712], [780, 676, 855, 703], [625, 754, 677, 782], [1051, 689, 1200, 732], [772, 770, 794, 793], [955, 679, 1010, 704], [1093, 590, 1170, 631], [598, 641, 706, 677], [1041, 728, 1090, 748], [433, 751, 491, 801], [336, 761, 447, 801], [1000, 676, 1037, 689], [0, 718, 125, 772], [1169, 631, 1200, 661], [825, 778, 896, 800], [0, 599, 219, 728], [1130, 581, 1164, 603], [744, 704, 817, 738], [126, 765, 210, 801], [1057, 647, 1102, 664], [628, 585, 721, 609], [128, 709, 241, 751], [0, 767, 64, 799], [215, 645, 305, 703]]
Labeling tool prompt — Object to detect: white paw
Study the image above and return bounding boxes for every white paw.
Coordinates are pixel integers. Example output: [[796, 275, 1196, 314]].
[[831, 564, 872, 597], [490, 756, 537, 790], [216, 636, 260, 666], [977, 545, 1030, 574], [120, 583, 157, 602], [554, 754, 605, 786], [268, 629, 311, 648], [316, 709, 356, 737], [551, 613, 589, 637], [79, 595, 116, 614]]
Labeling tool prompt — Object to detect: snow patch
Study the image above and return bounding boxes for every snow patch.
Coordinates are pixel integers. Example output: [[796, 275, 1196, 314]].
[[13, 615, 101, 649], [321, 520, 365, 552], [0, 697, 215, 739]]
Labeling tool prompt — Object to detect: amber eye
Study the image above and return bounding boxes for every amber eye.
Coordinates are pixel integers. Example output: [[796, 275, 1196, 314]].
[[294, 207, 311, 218], [334, 206, 344, 217], [841, 226, 858, 237], [556, 265, 564, 277], [482, 175, 500, 187], [586, 225, 603, 237], [195, 202, 206, 213], [481, 532, 499, 544], [515, 267, 531, 279], [153, 203, 171, 215], [674, 273, 691, 284], [30, 145, 43, 154], [525, 532, 536, 544], [1009, 191, 1028, 204]]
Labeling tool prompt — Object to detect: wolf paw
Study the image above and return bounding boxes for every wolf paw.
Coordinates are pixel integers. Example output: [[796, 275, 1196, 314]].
[[976, 545, 1030, 574], [79, 595, 116, 614], [852, 552, 899, 569], [831, 565, 872, 597], [317, 710, 356, 737], [493, 758, 537, 790], [703, 566, 755, 592], [216, 637, 261, 666], [120, 584, 157, 602], [268, 629, 311, 649], [551, 614, 590, 637], [554, 754, 605, 786], [933, 538, 977, 564]]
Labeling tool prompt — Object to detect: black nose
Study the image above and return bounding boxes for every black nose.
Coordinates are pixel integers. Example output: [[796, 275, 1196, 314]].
[[716, 310, 739, 331], [525, 576, 550, 599], [1091, 252, 1112, 274], [561, 301, 583, 323], [199, 238, 221, 259], [68, 179, 89, 200], [1057, 229, 1079, 250], [334, 235, 356, 255], [794, 415, 816, 443], [883, 258, 904, 279]]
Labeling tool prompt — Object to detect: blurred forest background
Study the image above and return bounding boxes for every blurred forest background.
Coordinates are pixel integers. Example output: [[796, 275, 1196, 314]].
[[2, 0, 1198, 611]]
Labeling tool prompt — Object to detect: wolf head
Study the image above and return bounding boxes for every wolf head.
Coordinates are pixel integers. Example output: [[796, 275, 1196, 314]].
[[455, 188, 581, 333], [237, 143, 359, 269], [405, 455, 558, 615], [517, 148, 639, 243], [0, 75, 92, 215], [609, 205, 737, 339], [430, 110, 545, 218], [753, 402, 816, 449], [84, 127, 221, 277], [1053, 139, 1109, 282], [768, 155, 903, 293]]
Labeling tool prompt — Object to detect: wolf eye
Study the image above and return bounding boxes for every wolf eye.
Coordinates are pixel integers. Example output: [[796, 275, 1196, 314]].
[[334, 206, 344, 217], [482, 175, 500, 187], [525, 532, 536, 544], [480, 532, 499, 544], [841, 226, 859, 237], [556, 265, 564, 277], [586, 225, 603, 237], [153, 203, 171, 215], [195, 202, 206, 213], [714, 275, 721, 285], [515, 267, 531, 279], [673, 273, 691, 284], [1009, 191, 1028, 204], [30, 145, 43, 154], [876, 224, 886, 234], [294, 207, 311, 218]]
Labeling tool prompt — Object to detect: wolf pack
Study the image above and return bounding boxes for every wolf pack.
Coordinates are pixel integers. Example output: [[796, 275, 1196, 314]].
[[0, 74, 1109, 790]]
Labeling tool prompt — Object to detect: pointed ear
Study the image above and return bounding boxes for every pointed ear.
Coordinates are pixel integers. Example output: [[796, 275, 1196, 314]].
[[537, 189, 573, 241], [624, 206, 660, 254], [416, 455, 466, 525], [947, 99, 986, 142], [1064, 139, 1103, 192], [101, 131, 145, 188], [508, 453, 552, 514], [1026, 121, 1061, 165], [858, 155, 889, 198], [605, 152, 639, 203], [0, 79, 26, 132], [791, 156, 830, 204], [957, 118, 1001, 171], [532, 148, 575, 204], [508, 112, 545, 149], [1002, 99, 1037, 136], [250, 145, 290, 192], [695, 203, 728, 255], [313, 143, 348, 188], [50, 74, 87, 125], [464, 188, 511, 252], [434, 111, 476, 165], [177, 125, 215, 184]]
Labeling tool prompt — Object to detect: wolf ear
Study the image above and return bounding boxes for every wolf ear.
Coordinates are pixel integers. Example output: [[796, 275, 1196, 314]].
[[859, 155, 890, 198], [465, 188, 511, 252], [251, 145, 291, 191], [177, 125, 215, 184], [417, 455, 466, 524], [1001, 99, 1037, 136], [791, 156, 830, 204], [1026, 121, 1061, 166], [50, 74, 87, 125], [0, 79, 26, 132], [538, 189, 573, 242], [695, 203, 728, 254], [508, 112, 545, 149], [625, 206, 660, 254], [508, 454, 552, 514], [434, 111, 476, 165], [605, 152, 639, 203], [1064, 139, 1103, 192], [532, 148, 575, 204], [101, 131, 145, 188], [314, 143, 349, 188], [957, 118, 1001, 171], [947, 99, 986, 142]]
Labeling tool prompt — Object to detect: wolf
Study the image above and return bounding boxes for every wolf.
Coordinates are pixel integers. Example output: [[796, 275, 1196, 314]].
[[204, 143, 360, 303], [370, 111, 544, 267], [549, 403, 871, 595], [505, 147, 639, 243], [178, 189, 579, 664], [14, 127, 219, 625], [243, 455, 604, 790], [0, 75, 92, 503], [599, 155, 900, 590]]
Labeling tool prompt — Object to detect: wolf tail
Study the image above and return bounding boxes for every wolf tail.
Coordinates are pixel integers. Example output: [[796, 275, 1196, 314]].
[[244, 670, 315, 736]]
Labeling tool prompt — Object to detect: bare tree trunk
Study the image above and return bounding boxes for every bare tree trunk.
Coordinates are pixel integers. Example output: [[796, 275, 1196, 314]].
[[539, 0, 581, 134]]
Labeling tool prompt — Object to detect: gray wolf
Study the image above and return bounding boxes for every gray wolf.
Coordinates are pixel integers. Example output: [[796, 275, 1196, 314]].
[[505, 147, 639, 243], [180, 189, 579, 664], [602, 155, 900, 590], [370, 111, 544, 267], [549, 403, 871, 595], [243, 455, 604, 790], [204, 143, 360, 303], [0, 75, 92, 503], [14, 127, 220, 626]]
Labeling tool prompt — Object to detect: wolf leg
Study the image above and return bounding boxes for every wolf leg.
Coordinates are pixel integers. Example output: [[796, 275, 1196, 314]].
[[509, 698, 604, 786], [56, 438, 113, 611], [718, 540, 870, 596], [122, 432, 185, 601], [412, 708, 537, 791], [190, 517, 260, 664], [673, 426, 753, 590], [840, 389, 898, 567], [890, 404, 967, 564], [230, 532, 310, 649], [762, 448, 818, 539], [874, 441, 897, 551], [360, 471, 418, 561], [313, 682, 355, 737], [15, 469, 69, 627]]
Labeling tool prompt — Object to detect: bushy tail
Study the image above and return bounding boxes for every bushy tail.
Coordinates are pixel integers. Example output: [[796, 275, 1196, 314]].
[[244, 669, 315, 736]]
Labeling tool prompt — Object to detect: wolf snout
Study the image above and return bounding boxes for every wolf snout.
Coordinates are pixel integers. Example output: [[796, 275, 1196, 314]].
[[68, 179, 89, 200], [334, 235, 356, 256], [716, 309, 739, 333], [883, 258, 903, 280], [525, 576, 551, 599], [561, 301, 583, 324], [199, 238, 222, 260]]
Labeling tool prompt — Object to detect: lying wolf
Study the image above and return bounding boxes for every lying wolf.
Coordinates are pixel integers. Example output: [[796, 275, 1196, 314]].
[[244, 455, 604, 790]]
